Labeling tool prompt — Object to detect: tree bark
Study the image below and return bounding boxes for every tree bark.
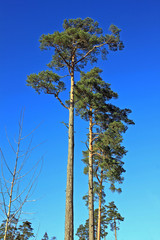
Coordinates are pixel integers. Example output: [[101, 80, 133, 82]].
[[88, 108, 95, 240], [97, 170, 103, 240], [65, 64, 74, 240], [114, 217, 117, 240]]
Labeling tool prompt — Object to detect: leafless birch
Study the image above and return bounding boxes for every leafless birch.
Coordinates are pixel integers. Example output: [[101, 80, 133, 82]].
[[0, 112, 42, 240]]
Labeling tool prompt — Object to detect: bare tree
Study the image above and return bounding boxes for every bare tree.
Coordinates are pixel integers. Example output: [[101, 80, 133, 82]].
[[0, 111, 42, 240]]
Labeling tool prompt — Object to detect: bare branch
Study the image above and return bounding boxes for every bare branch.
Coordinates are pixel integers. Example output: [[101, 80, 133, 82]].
[[5, 128, 16, 153], [54, 45, 70, 68], [92, 136, 99, 143], [20, 121, 43, 141], [75, 37, 113, 65], [1, 112, 42, 239], [0, 148, 13, 176]]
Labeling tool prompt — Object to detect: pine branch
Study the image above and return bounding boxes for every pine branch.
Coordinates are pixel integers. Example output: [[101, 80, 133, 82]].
[[75, 37, 112, 64], [55, 94, 69, 110]]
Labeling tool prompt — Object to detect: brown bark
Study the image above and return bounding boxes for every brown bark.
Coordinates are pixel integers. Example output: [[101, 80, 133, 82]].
[[65, 60, 74, 240], [114, 217, 117, 240], [88, 108, 95, 240], [97, 170, 103, 240]]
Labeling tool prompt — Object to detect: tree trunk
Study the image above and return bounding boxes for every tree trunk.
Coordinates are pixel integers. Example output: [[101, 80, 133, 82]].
[[65, 65, 74, 240], [88, 108, 95, 240], [97, 170, 103, 240], [4, 138, 20, 240], [114, 217, 117, 240]]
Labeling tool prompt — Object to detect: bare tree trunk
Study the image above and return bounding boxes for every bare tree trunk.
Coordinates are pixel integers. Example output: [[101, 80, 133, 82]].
[[65, 65, 74, 240], [0, 113, 42, 240], [88, 108, 95, 240], [114, 217, 117, 240], [97, 170, 103, 240], [4, 174, 15, 240], [4, 126, 21, 240]]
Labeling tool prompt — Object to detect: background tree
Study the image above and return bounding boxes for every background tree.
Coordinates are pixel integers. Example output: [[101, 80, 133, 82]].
[[42, 232, 49, 240], [41, 232, 56, 240], [16, 221, 34, 240], [0, 217, 17, 239], [26, 17, 124, 240], [106, 201, 124, 240], [93, 120, 129, 240], [76, 207, 108, 240], [0, 219, 34, 239], [82, 121, 126, 240], [0, 112, 42, 240]]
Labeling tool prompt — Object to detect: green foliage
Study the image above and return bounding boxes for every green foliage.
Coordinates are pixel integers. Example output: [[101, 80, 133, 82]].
[[82, 121, 127, 196], [16, 221, 34, 240], [26, 70, 65, 95], [27, 18, 124, 110], [75, 67, 118, 121], [39, 18, 123, 71], [0, 221, 15, 239], [76, 224, 88, 240], [76, 207, 108, 239], [76, 202, 124, 239], [94, 121, 127, 187], [106, 201, 124, 231], [0, 219, 34, 239], [75, 67, 134, 126], [76, 68, 134, 196], [26, 18, 125, 240]]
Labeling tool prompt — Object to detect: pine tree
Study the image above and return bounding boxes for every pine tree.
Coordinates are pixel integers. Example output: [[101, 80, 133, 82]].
[[106, 201, 124, 240], [82, 121, 127, 240], [42, 232, 56, 240], [76, 207, 108, 240], [26, 18, 123, 240], [75, 67, 133, 239], [0, 219, 34, 239], [42, 232, 49, 240], [16, 221, 34, 240], [0, 219, 16, 239], [93, 121, 127, 240], [75, 67, 118, 239]]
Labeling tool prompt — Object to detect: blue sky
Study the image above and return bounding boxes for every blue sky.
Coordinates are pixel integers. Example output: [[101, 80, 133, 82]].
[[0, 0, 160, 239]]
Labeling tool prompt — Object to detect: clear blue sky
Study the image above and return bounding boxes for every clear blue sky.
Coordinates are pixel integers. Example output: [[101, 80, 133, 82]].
[[0, 0, 160, 239]]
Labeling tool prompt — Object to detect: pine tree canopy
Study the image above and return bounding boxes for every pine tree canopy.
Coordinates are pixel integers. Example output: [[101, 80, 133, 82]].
[[74, 67, 118, 120], [27, 18, 124, 109], [27, 70, 65, 94], [39, 18, 124, 71], [74, 67, 134, 127]]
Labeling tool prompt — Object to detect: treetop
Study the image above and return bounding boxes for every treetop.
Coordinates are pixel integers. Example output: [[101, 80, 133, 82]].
[[39, 18, 124, 71]]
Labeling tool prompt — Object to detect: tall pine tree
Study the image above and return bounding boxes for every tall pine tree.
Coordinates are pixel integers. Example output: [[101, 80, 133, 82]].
[[75, 68, 133, 239], [75, 67, 118, 239], [26, 18, 123, 240], [93, 121, 127, 240]]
